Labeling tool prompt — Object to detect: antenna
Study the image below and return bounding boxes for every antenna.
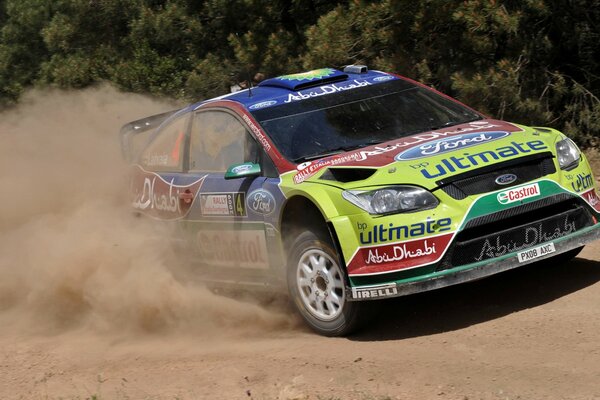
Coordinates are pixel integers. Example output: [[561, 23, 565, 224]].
[[232, 32, 253, 97], [247, 71, 253, 97]]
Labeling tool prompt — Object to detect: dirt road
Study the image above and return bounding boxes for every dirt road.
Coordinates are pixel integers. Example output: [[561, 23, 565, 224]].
[[2, 244, 600, 400], [1, 88, 600, 400]]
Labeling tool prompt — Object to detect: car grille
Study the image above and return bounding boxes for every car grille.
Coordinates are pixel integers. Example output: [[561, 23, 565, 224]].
[[438, 152, 556, 200], [437, 196, 594, 270]]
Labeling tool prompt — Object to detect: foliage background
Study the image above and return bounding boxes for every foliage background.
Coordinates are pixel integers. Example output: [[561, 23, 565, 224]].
[[1, 0, 599, 146]]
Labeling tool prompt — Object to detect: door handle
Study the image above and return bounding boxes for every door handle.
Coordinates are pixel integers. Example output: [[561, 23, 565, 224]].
[[178, 189, 194, 203]]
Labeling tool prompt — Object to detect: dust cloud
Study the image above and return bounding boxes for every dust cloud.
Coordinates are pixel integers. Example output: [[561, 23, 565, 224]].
[[0, 86, 295, 337]]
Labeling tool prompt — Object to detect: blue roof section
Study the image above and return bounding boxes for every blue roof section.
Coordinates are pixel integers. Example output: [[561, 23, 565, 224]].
[[193, 68, 399, 112]]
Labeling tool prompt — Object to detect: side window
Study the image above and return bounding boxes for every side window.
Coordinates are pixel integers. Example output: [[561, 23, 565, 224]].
[[140, 115, 188, 171], [190, 111, 258, 172]]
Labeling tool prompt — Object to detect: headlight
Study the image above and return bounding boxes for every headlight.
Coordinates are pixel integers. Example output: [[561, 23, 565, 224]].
[[555, 138, 580, 170], [342, 186, 438, 215]]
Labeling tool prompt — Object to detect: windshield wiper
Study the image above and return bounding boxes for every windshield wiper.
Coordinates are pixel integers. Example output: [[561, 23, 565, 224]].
[[428, 121, 458, 131], [428, 117, 483, 131], [293, 140, 386, 163], [294, 149, 346, 162]]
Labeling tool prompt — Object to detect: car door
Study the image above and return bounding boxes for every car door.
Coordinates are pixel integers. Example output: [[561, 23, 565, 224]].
[[181, 108, 279, 286]]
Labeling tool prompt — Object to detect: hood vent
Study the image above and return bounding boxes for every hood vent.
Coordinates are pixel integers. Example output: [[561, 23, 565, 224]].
[[320, 168, 376, 183]]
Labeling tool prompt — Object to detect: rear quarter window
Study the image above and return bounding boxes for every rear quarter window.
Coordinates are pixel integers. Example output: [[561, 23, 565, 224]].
[[140, 115, 188, 172]]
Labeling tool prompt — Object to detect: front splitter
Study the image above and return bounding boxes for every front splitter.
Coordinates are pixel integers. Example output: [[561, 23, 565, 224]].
[[349, 224, 600, 301]]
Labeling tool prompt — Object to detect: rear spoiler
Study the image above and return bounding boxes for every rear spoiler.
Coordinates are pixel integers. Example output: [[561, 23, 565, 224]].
[[119, 109, 179, 162]]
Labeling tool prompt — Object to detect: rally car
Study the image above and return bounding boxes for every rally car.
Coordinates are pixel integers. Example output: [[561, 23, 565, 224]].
[[121, 66, 600, 336]]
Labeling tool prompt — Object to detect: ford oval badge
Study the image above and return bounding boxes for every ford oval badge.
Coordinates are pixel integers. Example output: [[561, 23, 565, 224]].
[[395, 131, 510, 161], [495, 173, 518, 185]]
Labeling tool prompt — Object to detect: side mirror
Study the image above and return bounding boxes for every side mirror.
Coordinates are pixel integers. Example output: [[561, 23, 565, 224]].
[[224, 162, 261, 180]]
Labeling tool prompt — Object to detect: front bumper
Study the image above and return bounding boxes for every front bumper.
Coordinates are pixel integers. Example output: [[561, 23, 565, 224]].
[[349, 223, 600, 300]]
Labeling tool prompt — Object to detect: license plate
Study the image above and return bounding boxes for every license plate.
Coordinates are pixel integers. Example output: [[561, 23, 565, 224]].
[[517, 242, 556, 263]]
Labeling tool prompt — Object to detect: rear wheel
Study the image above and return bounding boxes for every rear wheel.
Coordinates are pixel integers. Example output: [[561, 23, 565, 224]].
[[287, 230, 365, 336]]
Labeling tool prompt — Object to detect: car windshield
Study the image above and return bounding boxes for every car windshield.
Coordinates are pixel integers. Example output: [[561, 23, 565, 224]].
[[251, 79, 482, 163]]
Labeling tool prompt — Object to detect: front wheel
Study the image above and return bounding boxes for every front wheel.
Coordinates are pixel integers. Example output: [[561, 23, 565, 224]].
[[287, 230, 365, 336]]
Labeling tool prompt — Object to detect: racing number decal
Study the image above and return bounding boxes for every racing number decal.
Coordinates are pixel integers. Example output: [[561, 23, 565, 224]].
[[236, 193, 245, 216]]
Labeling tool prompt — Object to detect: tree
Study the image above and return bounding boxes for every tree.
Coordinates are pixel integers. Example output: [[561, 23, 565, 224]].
[[0, 0, 53, 105], [0, 0, 599, 146], [302, 1, 393, 70]]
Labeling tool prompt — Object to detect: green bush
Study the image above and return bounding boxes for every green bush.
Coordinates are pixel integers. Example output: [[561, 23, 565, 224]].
[[0, 0, 599, 146]]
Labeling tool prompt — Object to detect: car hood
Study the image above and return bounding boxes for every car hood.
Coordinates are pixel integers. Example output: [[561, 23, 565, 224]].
[[291, 119, 561, 190]]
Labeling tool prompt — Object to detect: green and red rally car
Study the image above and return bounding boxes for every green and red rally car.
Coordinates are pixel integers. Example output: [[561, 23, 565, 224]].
[[121, 66, 600, 336]]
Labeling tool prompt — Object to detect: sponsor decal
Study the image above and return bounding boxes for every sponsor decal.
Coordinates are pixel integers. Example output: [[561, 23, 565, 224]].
[[409, 161, 430, 169], [497, 183, 540, 205], [131, 169, 204, 220], [351, 122, 503, 163], [474, 215, 576, 261], [290, 122, 514, 183], [581, 188, 600, 212], [266, 225, 277, 237], [395, 131, 510, 161], [571, 173, 594, 192], [517, 242, 556, 263], [242, 114, 272, 152], [144, 154, 169, 167], [247, 189, 276, 216], [249, 100, 277, 110], [358, 218, 452, 245], [495, 173, 517, 185], [231, 164, 254, 174], [415, 140, 549, 179], [366, 239, 437, 265], [142, 132, 184, 167], [284, 80, 371, 103], [196, 230, 269, 269], [279, 68, 336, 81], [297, 161, 312, 171], [351, 283, 398, 299], [347, 233, 455, 276], [373, 75, 394, 82], [200, 192, 246, 217], [293, 153, 362, 183]]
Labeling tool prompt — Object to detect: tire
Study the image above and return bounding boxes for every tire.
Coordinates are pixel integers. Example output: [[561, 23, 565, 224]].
[[287, 229, 365, 336]]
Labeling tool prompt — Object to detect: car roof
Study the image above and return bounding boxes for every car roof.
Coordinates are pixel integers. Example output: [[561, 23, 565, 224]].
[[188, 67, 400, 112]]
